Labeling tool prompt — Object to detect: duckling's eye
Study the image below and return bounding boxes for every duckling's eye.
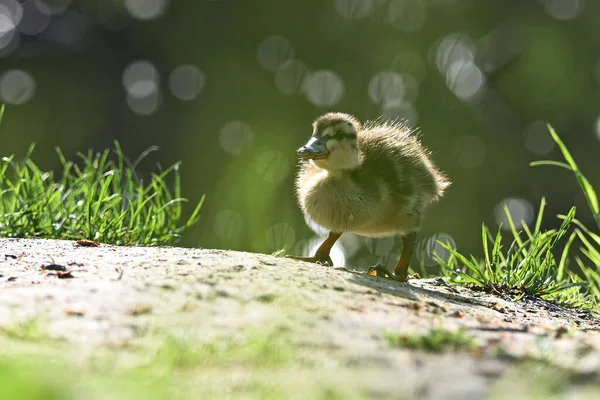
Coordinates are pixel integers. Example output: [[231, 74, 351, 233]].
[[334, 131, 346, 140]]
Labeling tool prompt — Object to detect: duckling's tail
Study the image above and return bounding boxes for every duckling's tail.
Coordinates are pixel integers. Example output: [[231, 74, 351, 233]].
[[434, 172, 451, 199]]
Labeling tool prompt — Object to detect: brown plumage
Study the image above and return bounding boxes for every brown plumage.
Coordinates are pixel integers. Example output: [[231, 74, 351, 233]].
[[288, 112, 450, 282]]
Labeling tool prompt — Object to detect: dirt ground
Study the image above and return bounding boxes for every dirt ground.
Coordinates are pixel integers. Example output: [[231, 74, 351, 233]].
[[1, 238, 600, 399]]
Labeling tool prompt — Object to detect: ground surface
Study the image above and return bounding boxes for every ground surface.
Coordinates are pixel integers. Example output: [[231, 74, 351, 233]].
[[1, 238, 600, 399]]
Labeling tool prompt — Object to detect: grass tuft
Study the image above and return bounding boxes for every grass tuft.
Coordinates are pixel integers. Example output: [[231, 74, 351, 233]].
[[0, 142, 204, 246], [385, 328, 476, 352], [530, 124, 600, 310], [437, 198, 587, 303], [152, 330, 294, 370], [438, 124, 600, 310], [0, 318, 45, 342]]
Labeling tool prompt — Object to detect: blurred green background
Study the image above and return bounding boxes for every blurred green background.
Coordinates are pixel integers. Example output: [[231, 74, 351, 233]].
[[1, 0, 599, 272]]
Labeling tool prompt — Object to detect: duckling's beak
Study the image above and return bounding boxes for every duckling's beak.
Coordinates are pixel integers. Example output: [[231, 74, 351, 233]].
[[297, 137, 329, 160]]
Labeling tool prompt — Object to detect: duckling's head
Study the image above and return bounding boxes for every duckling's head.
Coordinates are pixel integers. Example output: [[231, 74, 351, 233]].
[[297, 112, 361, 171]]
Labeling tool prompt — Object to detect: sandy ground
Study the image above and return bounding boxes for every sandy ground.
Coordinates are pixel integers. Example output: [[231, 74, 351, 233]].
[[1, 238, 600, 399]]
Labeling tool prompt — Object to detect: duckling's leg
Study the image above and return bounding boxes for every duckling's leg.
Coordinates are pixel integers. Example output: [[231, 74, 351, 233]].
[[286, 231, 342, 266], [393, 232, 417, 280], [367, 232, 417, 282]]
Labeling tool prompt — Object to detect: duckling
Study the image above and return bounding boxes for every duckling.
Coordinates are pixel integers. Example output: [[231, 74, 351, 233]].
[[287, 112, 450, 282]]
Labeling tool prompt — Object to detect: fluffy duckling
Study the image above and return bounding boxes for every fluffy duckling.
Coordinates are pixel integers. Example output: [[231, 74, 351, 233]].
[[288, 112, 450, 282]]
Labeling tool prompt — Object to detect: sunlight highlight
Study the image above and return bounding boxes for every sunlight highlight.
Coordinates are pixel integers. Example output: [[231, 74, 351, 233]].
[[0, 69, 35, 105]]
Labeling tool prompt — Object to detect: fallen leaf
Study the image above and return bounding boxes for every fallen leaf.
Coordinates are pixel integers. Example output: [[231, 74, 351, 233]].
[[76, 240, 100, 247], [41, 264, 67, 272], [64, 307, 85, 317], [67, 261, 84, 267], [57, 270, 74, 279], [127, 305, 152, 316], [346, 305, 366, 313]]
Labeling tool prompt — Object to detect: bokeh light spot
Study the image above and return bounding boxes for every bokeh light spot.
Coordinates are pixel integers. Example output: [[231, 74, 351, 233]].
[[293, 239, 310, 257], [126, 90, 161, 116], [18, 0, 51, 36], [524, 120, 555, 155], [435, 33, 475, 73], [125, 0, 168, 21], [446, 60, 485, 100], [266, 222, 296, 251], [0, 13, 14, 34], [0, 10, 15, 32], [302, 70, 344, 107], [494, 198, 534, 230], [0, 69, 35, 105], [219, 120, 254, 155], [0, 14, 16, 50], [257, 35, 294, 73], [213, 209, 243, 240], [44, 10, 90, 50], [0, 0, 22, 51], [334, 0, 374, 20], [275, 59, 307, 96], [368, 72, 405, 107], [0, 0, 24, 28], [34, 0, 71, 16], [541, 0, 585, 21], [256, 151, 290, 183], [595, 117, 600, 141], [168, 65, 204, 101], [123, 60, 159, 98], [338, 233, 362, 258], [0, 29, 18, 55], [416, 233, 456, 267], [123, 59, 162, 115], [453, 135, 486, 168]]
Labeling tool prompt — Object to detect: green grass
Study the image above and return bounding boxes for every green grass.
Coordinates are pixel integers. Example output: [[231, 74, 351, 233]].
[[0, 142, 204, 246], [152, 330, 294, 370], [488, 360, 600, 399], [0, 318, 45, 342], [384, 328, 476, 352], [438, 124, 600, 310], [0, 329, 362, 400]]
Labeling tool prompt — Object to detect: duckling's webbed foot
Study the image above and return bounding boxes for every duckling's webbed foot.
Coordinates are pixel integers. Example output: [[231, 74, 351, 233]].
[[366, 232, 419, 283], [367, 264, 407, 282], [286, 231, 342, 267]]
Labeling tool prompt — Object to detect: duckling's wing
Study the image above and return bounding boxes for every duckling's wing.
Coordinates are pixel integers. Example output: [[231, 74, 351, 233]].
[[353, 132, 415, 207], [355, 128, 446, 207]]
